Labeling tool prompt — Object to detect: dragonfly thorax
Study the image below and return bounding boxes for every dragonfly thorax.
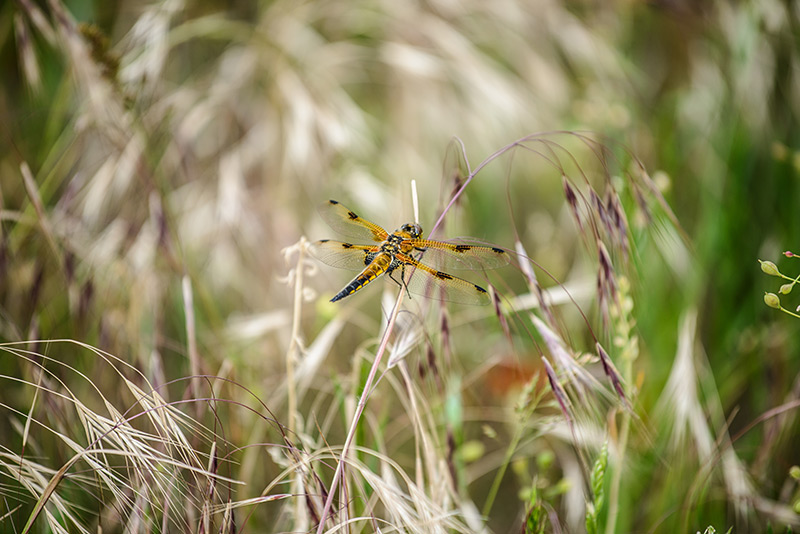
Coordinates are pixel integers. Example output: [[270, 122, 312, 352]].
[[381, 222, 422, 256]]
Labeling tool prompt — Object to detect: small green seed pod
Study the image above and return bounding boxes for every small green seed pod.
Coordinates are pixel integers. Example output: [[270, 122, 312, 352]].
[[759, 260, 780, 276], [764, 292, 781, 309], [790, 465, 800, 480]]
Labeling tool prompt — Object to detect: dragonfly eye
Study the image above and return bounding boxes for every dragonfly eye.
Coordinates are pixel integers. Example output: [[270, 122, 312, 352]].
[[402, 223, 423, 238]]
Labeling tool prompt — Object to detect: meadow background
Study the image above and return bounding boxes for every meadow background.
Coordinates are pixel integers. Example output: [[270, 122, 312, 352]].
[[1, 0, 799, 532]]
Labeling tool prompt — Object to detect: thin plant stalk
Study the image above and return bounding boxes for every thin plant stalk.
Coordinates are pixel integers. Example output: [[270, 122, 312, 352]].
[[315, 290, 405, 533], [483, 375, 544, 518], [287, 237, 307, 434], [605, 405, 631, 534], [287, 237, 307, 527], [482, 418, 525, 517], [182, 276, 201, 416], [604, 283, 636, 534]]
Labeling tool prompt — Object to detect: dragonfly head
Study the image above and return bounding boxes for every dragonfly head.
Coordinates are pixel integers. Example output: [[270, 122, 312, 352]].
[[400, 222, 423, 239]]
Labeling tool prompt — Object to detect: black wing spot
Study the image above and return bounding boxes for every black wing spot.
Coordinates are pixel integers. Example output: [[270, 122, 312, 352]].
[[474, 284, 488, 294], [347, 211, 358, 220], [329, 200, 339, 205], [435, 271, 453, 280], [319, 239, 329, 243], [454, 244, 471, 253], [492, 247, 505, 254], [341, 243, 354, 249]]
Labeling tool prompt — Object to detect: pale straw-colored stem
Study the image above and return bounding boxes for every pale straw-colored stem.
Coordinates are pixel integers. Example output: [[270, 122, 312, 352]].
[[287, 238, 306, 527]]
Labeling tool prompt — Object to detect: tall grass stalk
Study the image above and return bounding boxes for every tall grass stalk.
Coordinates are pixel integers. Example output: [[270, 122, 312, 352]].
[[286, 235, 307, 527], [481, 373, 545, 518], [604, 277, 637, 534]]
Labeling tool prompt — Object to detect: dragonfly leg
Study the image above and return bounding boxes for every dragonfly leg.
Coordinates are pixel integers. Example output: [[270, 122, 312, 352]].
[[388, 266, 413, 299]]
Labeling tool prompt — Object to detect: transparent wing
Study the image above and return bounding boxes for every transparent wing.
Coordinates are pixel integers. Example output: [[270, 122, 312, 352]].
[[308, 240, 375, 270], [395, 253, 492, 305], [317, 200, 388, 242], [409, 239, 509, 270]]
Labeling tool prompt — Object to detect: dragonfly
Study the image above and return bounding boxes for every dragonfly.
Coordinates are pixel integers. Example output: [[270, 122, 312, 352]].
[[308, 200, 509, 305]]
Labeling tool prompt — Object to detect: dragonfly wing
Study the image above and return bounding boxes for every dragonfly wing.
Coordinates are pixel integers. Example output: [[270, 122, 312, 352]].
[[317, 200, 389, 242], [410, 239, 510, 270], [308, 240, 375, 270], [395, 253, 492, 305]]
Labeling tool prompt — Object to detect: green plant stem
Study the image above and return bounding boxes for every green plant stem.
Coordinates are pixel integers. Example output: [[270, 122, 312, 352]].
[[778, 306, 800, 319], [604, 405, 631, 534], [482, 421, 525, 517], [484, 380, 543, 518], [605, 284, 636, 534], [604, 340, 634, 534]]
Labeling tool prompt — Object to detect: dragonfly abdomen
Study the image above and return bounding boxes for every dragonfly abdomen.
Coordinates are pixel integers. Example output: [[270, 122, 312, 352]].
[[330, 253, 392, 302]]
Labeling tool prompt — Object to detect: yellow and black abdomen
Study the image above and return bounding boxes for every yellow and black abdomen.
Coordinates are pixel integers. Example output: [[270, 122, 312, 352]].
[[330, 253, 393, 302]]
